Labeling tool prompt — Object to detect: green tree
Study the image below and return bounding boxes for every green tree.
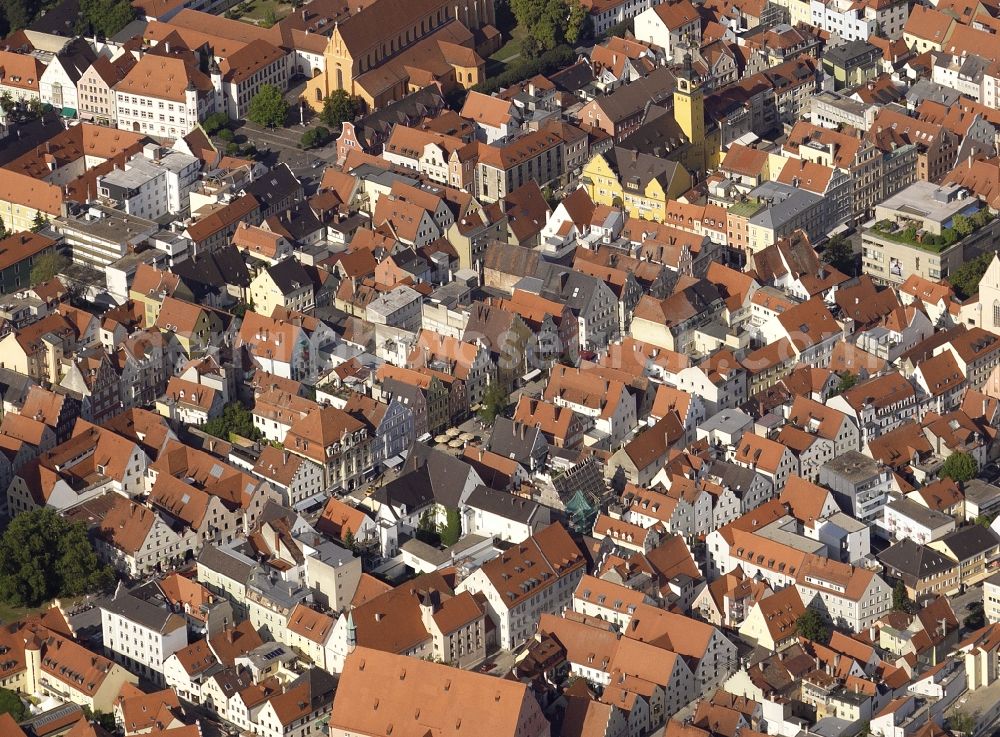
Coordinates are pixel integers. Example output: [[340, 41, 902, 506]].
[[950, 711, 976, 735], [0, 92, 14, 115], [203, 402, 262, 442], [0, 688, 26, 721], [510, 0, 581, 52], [952, 213, 974, 238], [0, 216, 7, 240], [439, 507, 462, 547], [320, 90, 359, 128], [343, 527, 355, 551], [605, 17, 634, 38], [230, 300, 251, 319], [262, 6, 277, 26], [301, 125, 331, 149], [965, 601, 985, 630], [565, 0, 589, 44], [202, 111, 231, 135], [247, 84, 288, 129], [831, 372, 857, 396], [796, 608, 831, 643], [78, 0, 136, 38], [950, 251, 993, 301], [471, 44, 574, 95], [0, 509, 112, 608], [510, 0, 545, 37], [217, 128, 235, 143], [478, 382, 509, 424], [29, 251, 68, 285], [941, 452, 978, 483], [81, 706, 116, 732], [823, 235, 855, 276], [31, 211, 48, 232], [972, 209, 994, 229], [2, 0, 41, 33], [892, 580, 910, 612]]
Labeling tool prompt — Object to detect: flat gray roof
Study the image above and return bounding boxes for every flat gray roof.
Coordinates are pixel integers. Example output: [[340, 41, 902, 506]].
[[56, 205, 159, 244]]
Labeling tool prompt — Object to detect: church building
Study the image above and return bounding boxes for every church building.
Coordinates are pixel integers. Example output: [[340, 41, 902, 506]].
[[303, 0, 494, 112]]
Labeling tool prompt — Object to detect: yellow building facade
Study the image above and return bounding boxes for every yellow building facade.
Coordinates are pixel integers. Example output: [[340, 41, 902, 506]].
[[583, 62, 716, 220], [584, 153, 693, 222]]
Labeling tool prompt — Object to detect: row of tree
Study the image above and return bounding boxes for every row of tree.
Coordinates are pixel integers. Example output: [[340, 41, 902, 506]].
[[246, 85, 359, 135], [0, 0, 134, 38], [473, 44, 575, 96]]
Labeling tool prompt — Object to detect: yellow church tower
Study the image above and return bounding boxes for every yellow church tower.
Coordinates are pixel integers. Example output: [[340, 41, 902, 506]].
[[673, 52, 707, 177]]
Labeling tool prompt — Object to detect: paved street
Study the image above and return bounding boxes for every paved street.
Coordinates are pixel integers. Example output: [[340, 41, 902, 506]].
[[953, 585, 984, 633], [235, 115, 340, 184]]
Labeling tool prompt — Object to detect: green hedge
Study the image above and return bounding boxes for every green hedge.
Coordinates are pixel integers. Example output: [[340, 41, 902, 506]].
[[474, 44, 576, 95]]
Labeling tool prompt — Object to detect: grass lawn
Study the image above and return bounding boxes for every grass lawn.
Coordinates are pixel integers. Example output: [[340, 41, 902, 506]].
[[0, 595, 87, 626], [0, 601, 45, 626], [491, 26, 527, 63], [231, 0, 293, 25]]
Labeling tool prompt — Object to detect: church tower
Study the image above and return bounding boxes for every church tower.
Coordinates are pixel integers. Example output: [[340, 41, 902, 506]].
[[673, 52, 706, 175]]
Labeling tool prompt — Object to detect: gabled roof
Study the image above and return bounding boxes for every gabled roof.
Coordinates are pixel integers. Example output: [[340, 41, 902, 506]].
[[331, 646, 540, 737]]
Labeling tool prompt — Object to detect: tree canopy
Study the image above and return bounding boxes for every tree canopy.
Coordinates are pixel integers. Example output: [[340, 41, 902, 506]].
[[203, 402, 262, 442], [509, 0, 588, 53], [320, 90, 359, 128], [0, 508, 112, 608], [796, 608, 831, 644], [477, 382, 510, 424], [823, 235, 855, 276], [473, 44, 574, 95], [82, 706, 117, 732], [0, 0, 44, 36], [29, 251, 68, 286], [941, 452, 978, 483], [950, 251, 994, 301], [0, 688, 25, 722], [301, 125, 331, 149], [202, 112, 231, 136], [247, 85, 288, 129], [831, 372, 857, 396], [949, 712, 976, 735], [892, 580, 910, 612], [78, 0, 137, 38]]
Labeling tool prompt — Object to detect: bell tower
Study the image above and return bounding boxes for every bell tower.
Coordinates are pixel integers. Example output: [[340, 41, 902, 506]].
[[673, 51, 706, 175]]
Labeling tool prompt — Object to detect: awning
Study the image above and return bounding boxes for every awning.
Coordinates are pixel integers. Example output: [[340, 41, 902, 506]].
[[60, 107, 76, 118]]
